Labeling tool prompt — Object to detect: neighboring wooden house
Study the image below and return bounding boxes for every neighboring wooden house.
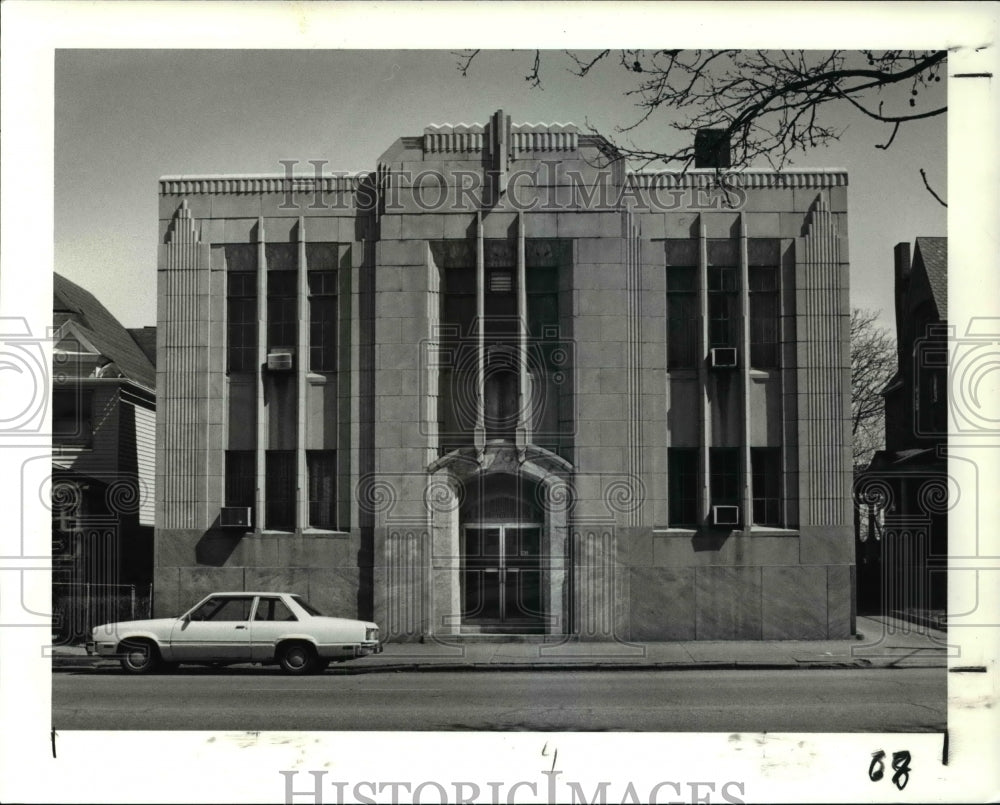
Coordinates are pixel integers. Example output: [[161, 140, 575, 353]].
[[52, 274, 156, 614], [859, 238, 948, 624]]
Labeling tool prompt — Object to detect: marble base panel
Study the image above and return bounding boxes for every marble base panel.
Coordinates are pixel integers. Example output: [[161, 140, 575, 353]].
[[695, 566, 763, 640], [760, 565, 827, 639], [628, 567, 696, 640]]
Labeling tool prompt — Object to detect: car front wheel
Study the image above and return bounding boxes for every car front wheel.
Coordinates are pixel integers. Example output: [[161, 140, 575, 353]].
[[278, 641, 319, 675], [119, 639, 161, 674]]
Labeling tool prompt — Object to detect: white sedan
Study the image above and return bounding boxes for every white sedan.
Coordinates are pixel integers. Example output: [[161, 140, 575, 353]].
[[86, 592, 382, 675]]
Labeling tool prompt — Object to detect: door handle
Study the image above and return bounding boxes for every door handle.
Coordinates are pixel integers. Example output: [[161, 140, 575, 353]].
[[235, 625, 247, 630]]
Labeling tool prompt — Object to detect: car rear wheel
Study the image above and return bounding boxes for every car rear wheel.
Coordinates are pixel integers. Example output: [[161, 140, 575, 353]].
[[119, 639, 160, 674], [278, 641, 320, 675]]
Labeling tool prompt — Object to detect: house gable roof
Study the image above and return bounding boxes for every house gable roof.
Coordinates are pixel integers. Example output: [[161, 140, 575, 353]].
[[914, 237, 947, 320], [53, 273, 156, 389]]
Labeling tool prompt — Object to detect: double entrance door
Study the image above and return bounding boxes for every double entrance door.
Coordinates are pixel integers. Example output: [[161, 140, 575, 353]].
[[462, 523, 545, 633]]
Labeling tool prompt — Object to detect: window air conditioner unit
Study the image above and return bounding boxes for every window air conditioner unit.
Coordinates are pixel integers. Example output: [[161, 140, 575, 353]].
[[710, 347, 738, 368], [266, 350, 294, 371], [220, 506, 253, 529], [711, 505, 740, 526]]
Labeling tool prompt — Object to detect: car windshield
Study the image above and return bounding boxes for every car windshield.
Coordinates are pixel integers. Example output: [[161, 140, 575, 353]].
[[291, 595, 324, 616]]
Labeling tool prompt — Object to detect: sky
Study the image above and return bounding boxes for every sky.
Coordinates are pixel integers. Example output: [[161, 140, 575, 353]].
[[54, 48, 947, 333]]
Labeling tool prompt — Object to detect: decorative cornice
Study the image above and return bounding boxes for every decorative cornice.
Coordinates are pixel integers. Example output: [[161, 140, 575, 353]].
[[633, 169, 848, 189], [423, 119, 579, 156], [159, 174, 367, 195]]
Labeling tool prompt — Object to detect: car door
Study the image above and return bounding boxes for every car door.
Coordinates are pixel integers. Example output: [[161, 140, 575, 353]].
[[249, 595, 301, 661], [169, 595, 254, 662]]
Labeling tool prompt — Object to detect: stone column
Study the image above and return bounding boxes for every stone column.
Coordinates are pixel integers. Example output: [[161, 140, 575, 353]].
[[296, 216, 308, 530], [255, 217, 267, 531], [697, 216, 710, 523], [739, 212, 752, 527], [516, 210, 530, 451]]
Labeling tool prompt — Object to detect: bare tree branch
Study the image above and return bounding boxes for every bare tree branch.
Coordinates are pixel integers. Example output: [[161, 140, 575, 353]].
[[851, 307, 897, 469], [453, 49, 480, 78], [920, 168, 948, 207], [456, 49, 947, 183]]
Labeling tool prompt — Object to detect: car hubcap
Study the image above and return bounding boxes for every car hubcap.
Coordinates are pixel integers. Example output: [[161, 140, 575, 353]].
[[287, 648, 306, 668], [128, 649, 147, 667]]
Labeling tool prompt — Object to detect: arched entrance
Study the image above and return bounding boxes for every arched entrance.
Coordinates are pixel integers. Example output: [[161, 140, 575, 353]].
[[461, 473, 545, 632], [426, 445, 570, 637]]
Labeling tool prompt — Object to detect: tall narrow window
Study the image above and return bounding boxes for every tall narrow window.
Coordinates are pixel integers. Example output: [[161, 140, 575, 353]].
[[265, 450, 295, 531], [707, 240, 739, 349], [708, 267, 738, 348], [665, 239, 699, 369], [751, 447, 781, 526], [710, 447, 740, 506], [307, 243, 339, 372], [225, 450, 255, 522], [668, 448, 698, 526], [749, 239, 780, 369], [440, 263, 477, 451], [266, 243, 297, 351], [307, 450, 337, 530], [224, 244, 258, 373], [484, 265, 518, 442]]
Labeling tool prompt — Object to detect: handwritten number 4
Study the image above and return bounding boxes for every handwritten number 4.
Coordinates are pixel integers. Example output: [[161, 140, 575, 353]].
[[869, 750, 911, 790]]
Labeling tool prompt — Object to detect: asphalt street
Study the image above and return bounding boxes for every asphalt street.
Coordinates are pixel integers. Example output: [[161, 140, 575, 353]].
[[52, 668, 946, 732]]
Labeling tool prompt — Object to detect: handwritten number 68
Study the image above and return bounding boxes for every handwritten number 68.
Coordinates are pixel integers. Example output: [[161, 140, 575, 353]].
[[869, 750, 911, 790]]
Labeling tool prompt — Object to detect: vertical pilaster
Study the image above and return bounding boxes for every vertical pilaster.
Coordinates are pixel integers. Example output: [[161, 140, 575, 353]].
[[739, 212, 752, 528], [697, 216, 710, 524], [255, 217, 267, 530], [157, 200, 212, 531], [797, 193, 846, 527], [475, 211, 486, 454], [624, 209, 643, 527], [516, 211, 530, 451], [296, 216, 308, 531]]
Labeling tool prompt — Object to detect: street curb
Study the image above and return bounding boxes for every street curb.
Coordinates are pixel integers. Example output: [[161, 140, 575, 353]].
[[51, 657, 947, 673]]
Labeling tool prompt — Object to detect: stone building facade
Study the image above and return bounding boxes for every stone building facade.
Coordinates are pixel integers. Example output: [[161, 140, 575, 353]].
[[154, 111, 854, 640]]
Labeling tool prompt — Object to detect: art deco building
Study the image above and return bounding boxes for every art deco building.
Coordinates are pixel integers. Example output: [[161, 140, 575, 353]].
[[155, 111, 853, 640]]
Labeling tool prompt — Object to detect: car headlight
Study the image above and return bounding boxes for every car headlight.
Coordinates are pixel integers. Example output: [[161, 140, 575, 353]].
[[366, 627, 378, 642]]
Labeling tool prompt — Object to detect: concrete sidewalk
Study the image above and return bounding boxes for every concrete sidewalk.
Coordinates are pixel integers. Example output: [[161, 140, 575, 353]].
[[50, 616, 951, 672]]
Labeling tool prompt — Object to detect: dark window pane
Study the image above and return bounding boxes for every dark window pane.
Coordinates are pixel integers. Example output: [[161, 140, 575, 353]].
[[668, 290, 698, 369], [309, 297, 337, 372], [668, 448, 698, 526], [225, 245, 259, 373], [444, 266, 476, 295], [254, 597, 297, 622], [206, 597, 253, 621], [225, 450, 256, 527], [267, 269, 298, 349], [667, 267, 698, 369], [265, 450, 295, 531], [707, 240, 738, 267], [305, 243, 339, 272], [265, 243, 297, 272], [665, 239, 698, 266], [710, 448, 740, 506], [307, 450, 337, 530], [750, 266, 779, 368], [223, 244, 257, 274], [748, 238, 781, 266], [308, 269, 338, 296], [526, 265, 557, 294], [667, 266, 697, 291], [751, 447, 781, 526]]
